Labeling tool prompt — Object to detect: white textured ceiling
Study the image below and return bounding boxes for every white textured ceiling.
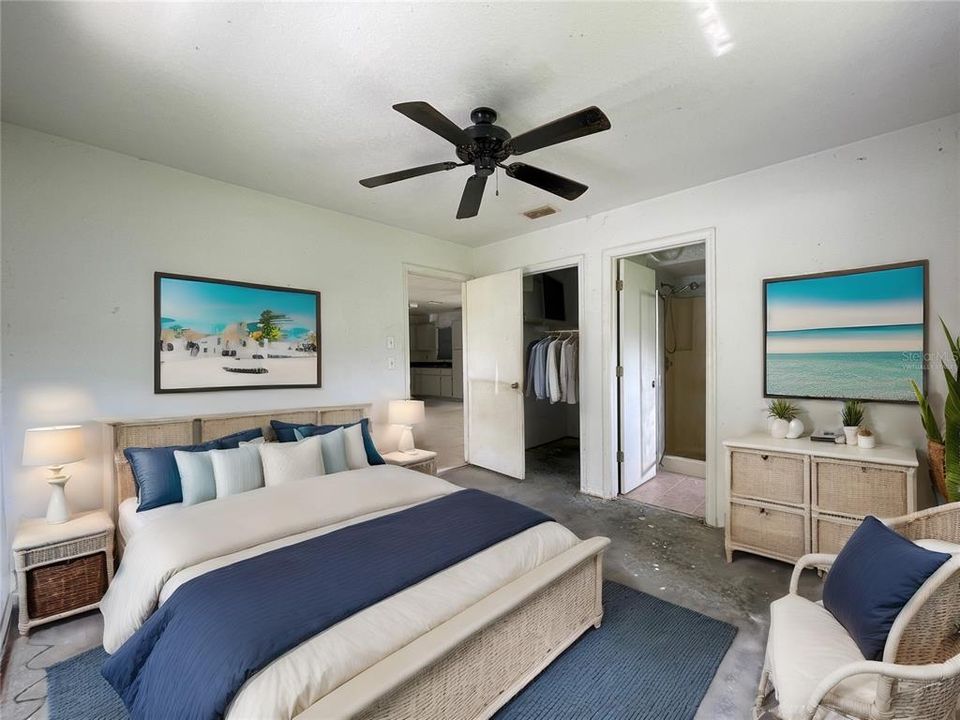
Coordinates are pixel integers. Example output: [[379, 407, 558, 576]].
[[2, 2, 958, 247], [408, 273, 462, 313]]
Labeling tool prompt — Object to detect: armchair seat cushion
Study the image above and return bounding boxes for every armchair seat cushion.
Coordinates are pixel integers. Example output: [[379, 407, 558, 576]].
[[768, 594, 876, 719], [915, 538, 960, 554]]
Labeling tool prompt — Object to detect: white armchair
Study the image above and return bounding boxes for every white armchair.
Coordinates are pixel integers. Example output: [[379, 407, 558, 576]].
[[756, 503, 960, 720]]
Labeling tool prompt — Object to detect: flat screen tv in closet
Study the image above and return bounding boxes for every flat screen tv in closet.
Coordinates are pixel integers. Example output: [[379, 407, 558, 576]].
[[542, 274, 566, 321]]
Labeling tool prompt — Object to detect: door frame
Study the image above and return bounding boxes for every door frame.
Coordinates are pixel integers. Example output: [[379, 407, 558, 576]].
[[401, 264, 473, 457], [521, 254, 588, 495], [601, 229, 720, 526]]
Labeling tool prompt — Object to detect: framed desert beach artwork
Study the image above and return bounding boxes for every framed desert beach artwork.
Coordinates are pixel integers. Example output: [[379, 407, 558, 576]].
[[155, 272, 321, 393], [763, 260, 927, 403]]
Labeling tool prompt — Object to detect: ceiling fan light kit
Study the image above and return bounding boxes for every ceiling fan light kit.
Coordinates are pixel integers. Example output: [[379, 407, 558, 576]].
[[359, 101, 611, 219]]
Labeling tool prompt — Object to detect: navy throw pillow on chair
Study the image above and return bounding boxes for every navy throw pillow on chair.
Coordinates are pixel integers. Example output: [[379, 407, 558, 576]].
[[822, 515, 951, 660]]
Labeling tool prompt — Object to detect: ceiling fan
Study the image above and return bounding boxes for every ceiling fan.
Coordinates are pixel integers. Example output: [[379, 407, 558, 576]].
[[359, 102, 611, 219]]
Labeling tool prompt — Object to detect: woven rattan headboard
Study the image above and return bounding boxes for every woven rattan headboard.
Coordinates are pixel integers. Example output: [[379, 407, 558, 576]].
[[106, 405, 370, 511]]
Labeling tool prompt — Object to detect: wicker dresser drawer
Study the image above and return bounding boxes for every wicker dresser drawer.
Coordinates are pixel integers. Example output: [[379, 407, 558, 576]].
[[814, 459, 908, 518], [728, 500, 807, 562], [26, 553, 108, 620], [812, 513, 861, 554], [730, 450, 805, 505]]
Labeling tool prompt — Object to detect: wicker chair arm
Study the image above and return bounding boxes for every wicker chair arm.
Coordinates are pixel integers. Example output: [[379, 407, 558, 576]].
[[790, 553, 837, 595], [883, 502, 960, 542], [801, 654, 960, 720]]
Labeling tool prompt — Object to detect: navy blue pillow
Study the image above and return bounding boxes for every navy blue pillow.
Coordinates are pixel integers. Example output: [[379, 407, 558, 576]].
[[270, 419, 305, 443], [216, 427, 263, 449], [271, 418, 384, 465], [823, 515, 951, 660], [125, 439, 222, 512]]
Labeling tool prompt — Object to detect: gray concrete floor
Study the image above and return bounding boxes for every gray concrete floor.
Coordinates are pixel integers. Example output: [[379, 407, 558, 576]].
[[0, 438, 819, 719], [445, 438, 823, 719]]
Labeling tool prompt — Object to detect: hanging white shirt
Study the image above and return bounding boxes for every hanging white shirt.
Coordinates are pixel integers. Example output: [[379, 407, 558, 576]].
[[564, 338, 578, 404], [546, 339, 562, 404]]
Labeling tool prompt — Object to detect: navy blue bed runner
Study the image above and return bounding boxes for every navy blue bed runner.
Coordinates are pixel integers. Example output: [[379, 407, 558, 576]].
[[102, 489, 552, 720]]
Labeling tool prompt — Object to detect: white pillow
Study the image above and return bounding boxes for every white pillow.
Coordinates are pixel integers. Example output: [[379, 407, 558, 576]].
[[239, 436, 266, 446], [343, 423, 369, 470], [210, 445, 264, 498], [258, 435, 325, 487]]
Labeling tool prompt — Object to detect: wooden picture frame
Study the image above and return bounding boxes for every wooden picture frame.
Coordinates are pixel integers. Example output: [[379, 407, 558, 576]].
[[154, 272, 322, 393]]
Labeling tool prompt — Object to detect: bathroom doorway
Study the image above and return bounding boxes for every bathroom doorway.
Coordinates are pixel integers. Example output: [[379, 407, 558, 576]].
[[618, 242, 707, 518]]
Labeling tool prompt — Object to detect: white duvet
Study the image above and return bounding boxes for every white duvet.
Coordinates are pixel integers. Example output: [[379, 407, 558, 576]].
[[101, 465, 579, 719]]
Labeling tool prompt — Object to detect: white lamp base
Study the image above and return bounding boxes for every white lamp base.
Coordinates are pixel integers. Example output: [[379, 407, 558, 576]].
[[46, 472, 70, 524], [397, 425, 416, 454]]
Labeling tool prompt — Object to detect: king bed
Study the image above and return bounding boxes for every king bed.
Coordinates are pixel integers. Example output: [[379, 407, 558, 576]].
[[103, 405, 609, 720]]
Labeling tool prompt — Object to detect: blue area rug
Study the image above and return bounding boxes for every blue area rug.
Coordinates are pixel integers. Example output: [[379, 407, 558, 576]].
[[47, 582, 735, 720]]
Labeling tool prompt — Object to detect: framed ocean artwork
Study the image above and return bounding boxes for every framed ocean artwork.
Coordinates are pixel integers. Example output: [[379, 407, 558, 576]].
[[763, 260, 926, 403], [155, 272, 321, 393]]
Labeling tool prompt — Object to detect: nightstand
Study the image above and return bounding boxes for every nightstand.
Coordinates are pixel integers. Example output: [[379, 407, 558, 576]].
[[383, 449, 439, 476], [12, 510, 115, 634]]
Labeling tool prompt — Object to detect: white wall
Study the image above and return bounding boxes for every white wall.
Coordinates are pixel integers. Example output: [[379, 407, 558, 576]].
[[473, 115, 960, 522], [0, 124, 471, 591]]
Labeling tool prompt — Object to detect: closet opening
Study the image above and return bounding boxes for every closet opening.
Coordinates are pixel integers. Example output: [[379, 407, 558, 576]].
[[617, 242, 706, 518], [523, 266, 581, 488], [405, 271, 466, 472]]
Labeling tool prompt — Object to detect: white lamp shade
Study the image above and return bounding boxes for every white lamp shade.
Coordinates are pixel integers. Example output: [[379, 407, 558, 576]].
[[389, 399, 425, 426], [23, 425, 85, 467]]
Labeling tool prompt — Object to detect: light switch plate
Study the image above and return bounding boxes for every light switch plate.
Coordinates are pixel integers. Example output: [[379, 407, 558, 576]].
[[386, 336, 395, 349], [387, 356, 396, 370]]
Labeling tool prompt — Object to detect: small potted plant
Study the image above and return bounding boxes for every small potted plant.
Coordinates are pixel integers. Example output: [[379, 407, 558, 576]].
[[840, 400, 864, 445], [767, 399, 802, 439], [857, 427, 876, 449]]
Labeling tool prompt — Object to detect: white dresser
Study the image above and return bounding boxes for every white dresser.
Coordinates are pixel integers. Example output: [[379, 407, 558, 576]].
[[724, 434, 918, 564]]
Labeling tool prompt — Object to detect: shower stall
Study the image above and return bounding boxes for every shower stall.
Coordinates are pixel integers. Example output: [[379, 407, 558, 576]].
[[657, 276, 707, 478]]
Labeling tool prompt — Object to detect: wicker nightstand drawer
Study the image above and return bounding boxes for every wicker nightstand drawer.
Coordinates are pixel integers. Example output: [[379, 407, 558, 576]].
[[728, 500, 807, 562], [16, 532, 108, 571], [26, 552, 108, 620], [814, 459, 909, 518], [730, 450, 806, 505]]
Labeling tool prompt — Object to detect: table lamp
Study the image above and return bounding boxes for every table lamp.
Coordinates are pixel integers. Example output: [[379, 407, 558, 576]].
[[388, 400, 425, 454], [23, 425, 85, 524]]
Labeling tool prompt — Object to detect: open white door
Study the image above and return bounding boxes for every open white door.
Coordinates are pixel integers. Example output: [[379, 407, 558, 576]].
[[464, 269, 525, 479], [618, 259, 659, 493]]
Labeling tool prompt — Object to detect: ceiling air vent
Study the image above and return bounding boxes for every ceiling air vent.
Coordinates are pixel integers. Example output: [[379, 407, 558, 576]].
[[522, 205, 558, 220]]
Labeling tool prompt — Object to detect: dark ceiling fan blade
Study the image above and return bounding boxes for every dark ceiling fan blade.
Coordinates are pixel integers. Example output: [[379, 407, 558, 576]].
[[456, 175, 487, 219], [506, 106, 611, 156], [359, 162, 458, 188], [505, 163, 588, 201], [393, 102, 471, 146]]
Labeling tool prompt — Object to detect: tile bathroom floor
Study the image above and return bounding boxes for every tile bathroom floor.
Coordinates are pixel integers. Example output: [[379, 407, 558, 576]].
[[622, 470, 705, 517]]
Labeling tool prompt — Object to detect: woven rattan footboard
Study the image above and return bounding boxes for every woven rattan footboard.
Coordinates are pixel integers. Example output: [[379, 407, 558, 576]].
[[298, 537, 609, 720]]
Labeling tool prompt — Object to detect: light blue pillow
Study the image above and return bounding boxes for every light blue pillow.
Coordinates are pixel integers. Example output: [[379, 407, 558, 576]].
[[299, 426, 348, 474], [210, 444, 264, 497], [174, 450, 216, 506]]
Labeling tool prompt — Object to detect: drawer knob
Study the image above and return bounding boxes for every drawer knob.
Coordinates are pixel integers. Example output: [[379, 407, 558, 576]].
[[760, 454, 769, 461], [759, 507, 767, 515]]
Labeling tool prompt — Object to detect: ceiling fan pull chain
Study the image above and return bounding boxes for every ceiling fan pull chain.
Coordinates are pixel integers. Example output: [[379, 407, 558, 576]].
[[496, 167, 500, 197]]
